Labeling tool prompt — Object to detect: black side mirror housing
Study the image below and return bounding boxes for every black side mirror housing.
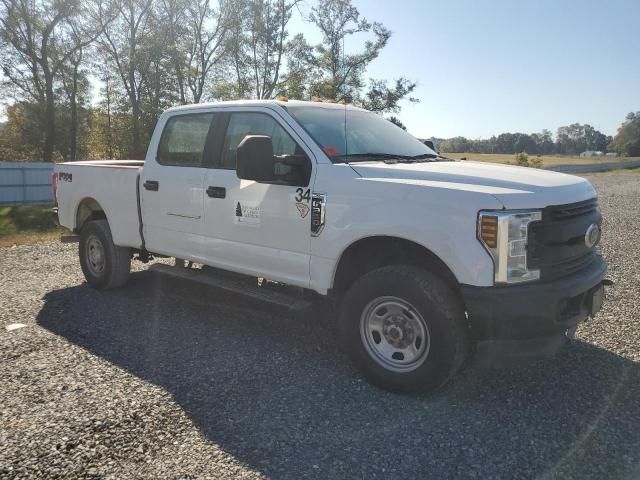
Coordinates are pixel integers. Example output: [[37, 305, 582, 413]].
[[236, 135, 276, 182], [236, 134, 311, 186], [423, 140, 436, 151]]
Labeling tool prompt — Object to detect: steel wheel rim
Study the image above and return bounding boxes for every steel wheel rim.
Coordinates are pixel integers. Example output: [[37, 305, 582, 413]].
[[360, 296, 431, 372], [85, 234, 106, 277]]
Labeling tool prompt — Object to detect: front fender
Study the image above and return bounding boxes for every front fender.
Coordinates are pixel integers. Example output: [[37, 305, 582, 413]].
[[310, 174, 505, 292]]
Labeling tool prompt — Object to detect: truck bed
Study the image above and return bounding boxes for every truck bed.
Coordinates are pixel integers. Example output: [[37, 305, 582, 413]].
[[54, 160, 145, 248]]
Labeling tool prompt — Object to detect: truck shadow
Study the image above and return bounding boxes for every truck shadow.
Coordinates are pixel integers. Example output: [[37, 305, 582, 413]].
[[37, 269, 640, 479]]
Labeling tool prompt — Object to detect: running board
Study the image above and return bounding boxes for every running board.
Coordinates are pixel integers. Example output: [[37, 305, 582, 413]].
[[148, 263, 315, 313]]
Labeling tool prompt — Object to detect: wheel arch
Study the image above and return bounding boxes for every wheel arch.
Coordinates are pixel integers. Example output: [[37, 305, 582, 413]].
[[331, 236, 461, 297], [75, 197, 107, 233]]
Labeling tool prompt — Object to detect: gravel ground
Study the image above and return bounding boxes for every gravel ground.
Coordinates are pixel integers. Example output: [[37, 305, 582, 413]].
[[1, 171, 640, 479]]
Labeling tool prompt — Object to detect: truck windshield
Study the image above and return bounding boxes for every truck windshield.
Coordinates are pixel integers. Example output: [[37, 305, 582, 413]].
[[285, 104, 440, 163]]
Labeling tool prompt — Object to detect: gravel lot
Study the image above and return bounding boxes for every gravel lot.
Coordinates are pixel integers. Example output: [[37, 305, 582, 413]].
[[1, 171, 640, 479]]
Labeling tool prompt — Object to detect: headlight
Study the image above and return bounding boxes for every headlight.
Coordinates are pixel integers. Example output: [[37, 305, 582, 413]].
[[478, 210, 542, 284]]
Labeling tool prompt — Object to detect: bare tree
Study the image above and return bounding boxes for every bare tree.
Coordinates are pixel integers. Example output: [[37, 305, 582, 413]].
[[223, 2, 251, 99], [160, 0, 231, 104], [98, 0, 155, 158], [101, 72, 116, 159], [227, 0, 300, 99], [0, 0, 112, 162], [138, 26, 174, 132], [160, 0, 189, 104], [180, 0, 230, 103], [60, 39, 85, 161]]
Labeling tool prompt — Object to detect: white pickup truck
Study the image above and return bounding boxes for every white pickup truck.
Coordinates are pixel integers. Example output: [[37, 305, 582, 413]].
[[54, 99, 607, 393]]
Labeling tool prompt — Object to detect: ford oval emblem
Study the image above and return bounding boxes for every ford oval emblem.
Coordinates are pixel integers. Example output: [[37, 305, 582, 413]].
[[585, 223, 601, 248]]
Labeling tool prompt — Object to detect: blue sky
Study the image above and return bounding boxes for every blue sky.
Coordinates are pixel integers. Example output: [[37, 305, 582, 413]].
[[291, 0, 640, 139]]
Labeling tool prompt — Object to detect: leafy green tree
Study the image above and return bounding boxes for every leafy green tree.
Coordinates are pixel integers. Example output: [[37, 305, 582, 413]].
[[305, 0, 417, 113], [279, 32, 317, 99], [513, 152, 542, 168], [583, 124, 609, 152], [531, 129, 554, 155], [496, 133, 535, 154], [0, 104, 42, 161], [225, 0, 301, 99], [555, 123, 607, 154], [0, 0, 111, 162], [609, 112, 640, 156], [387, 116, 406, 130], [362, 78, 417, 114], [438, 136, 471, 153]]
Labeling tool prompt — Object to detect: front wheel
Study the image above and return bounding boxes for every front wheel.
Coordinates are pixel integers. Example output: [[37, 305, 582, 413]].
[[340, 266, 469, 394], [79, 219, 131, 289]]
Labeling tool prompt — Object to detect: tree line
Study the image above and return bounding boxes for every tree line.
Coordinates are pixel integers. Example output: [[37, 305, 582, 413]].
[[433, 116, 640, 156], [0, 0, 418, 162]]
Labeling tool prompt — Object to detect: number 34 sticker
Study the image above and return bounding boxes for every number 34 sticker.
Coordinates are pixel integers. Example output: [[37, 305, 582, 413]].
[[295, 188, 311, 202], [295, 188, 311, 218]]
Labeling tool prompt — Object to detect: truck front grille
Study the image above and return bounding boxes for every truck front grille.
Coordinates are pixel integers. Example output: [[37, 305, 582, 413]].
[[548, 251, 597, 279], [528, 198, 601, 281], [549, 198, 599, 221]]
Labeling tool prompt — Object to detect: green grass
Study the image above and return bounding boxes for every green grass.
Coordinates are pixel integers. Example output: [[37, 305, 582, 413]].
[[0, 204, 64, 247], [446, 153, 640, 167]]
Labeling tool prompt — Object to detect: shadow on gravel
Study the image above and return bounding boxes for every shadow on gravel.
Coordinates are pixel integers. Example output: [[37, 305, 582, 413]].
[[37, 270, 640, 479]]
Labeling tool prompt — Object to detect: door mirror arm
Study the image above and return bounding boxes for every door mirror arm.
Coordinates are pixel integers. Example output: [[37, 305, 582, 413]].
[[276, 154, 311, 186], [278, 154, 307, 166]]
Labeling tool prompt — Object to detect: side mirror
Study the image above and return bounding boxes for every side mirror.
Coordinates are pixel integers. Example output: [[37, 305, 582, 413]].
[[236, 135, 276, 182], [423, 140, 436, 151], [236, 134, 311, 186]]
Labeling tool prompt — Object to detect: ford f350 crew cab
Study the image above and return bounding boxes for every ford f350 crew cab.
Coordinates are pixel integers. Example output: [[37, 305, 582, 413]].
[[53, 100, 607, 393]]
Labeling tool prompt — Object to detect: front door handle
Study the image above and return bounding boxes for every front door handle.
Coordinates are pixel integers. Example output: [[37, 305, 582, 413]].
[[206, 186, 226, 199], [143, 180, 159, 191]]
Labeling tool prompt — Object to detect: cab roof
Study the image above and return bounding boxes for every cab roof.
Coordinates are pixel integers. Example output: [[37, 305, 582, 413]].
[[164, 99, 367, 113]]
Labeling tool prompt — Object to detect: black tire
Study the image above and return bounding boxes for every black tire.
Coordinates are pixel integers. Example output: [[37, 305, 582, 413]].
[[79, 219, 131, 290], [339, 265, 469, 394]]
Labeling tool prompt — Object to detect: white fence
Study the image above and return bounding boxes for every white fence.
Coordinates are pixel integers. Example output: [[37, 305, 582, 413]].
[[0, 162, 54, 205]]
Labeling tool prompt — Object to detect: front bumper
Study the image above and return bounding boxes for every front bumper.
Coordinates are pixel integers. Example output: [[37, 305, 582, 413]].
[[461, 255, 607, 363]]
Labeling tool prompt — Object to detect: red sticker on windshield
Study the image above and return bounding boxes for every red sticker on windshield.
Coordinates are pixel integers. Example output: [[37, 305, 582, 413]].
[[323, 146, 340, 156]]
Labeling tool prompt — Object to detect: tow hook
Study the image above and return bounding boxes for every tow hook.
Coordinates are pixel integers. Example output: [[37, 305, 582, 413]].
[[566, 279, 613, 343]]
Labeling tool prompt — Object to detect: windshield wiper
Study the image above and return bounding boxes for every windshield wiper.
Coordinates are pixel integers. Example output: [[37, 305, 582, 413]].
[[409, 153, 440, 160], [339, 152, 446, 164], [339, 153, 412, 162]]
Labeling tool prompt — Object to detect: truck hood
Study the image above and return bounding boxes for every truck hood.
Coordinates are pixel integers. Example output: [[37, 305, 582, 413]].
[[350, 160, 597, 209]]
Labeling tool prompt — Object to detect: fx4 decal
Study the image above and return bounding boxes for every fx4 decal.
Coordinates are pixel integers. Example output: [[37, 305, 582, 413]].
[[295, 188, 311, 203]]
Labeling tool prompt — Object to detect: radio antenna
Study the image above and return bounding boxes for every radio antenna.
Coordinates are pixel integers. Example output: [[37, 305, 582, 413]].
[[342, 33, 348, 156]]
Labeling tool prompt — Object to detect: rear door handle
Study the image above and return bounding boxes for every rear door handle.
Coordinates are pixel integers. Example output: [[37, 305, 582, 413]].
[[143, 180, 159, 191], [206, 186, 226, 199]]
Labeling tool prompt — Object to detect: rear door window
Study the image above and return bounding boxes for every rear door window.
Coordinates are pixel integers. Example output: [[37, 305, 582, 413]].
[[158, 113, 214, 167]]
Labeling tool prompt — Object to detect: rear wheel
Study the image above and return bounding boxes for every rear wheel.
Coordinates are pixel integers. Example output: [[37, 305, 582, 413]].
[[79, 220, 131, 289], [340, 265, 468, 393]]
